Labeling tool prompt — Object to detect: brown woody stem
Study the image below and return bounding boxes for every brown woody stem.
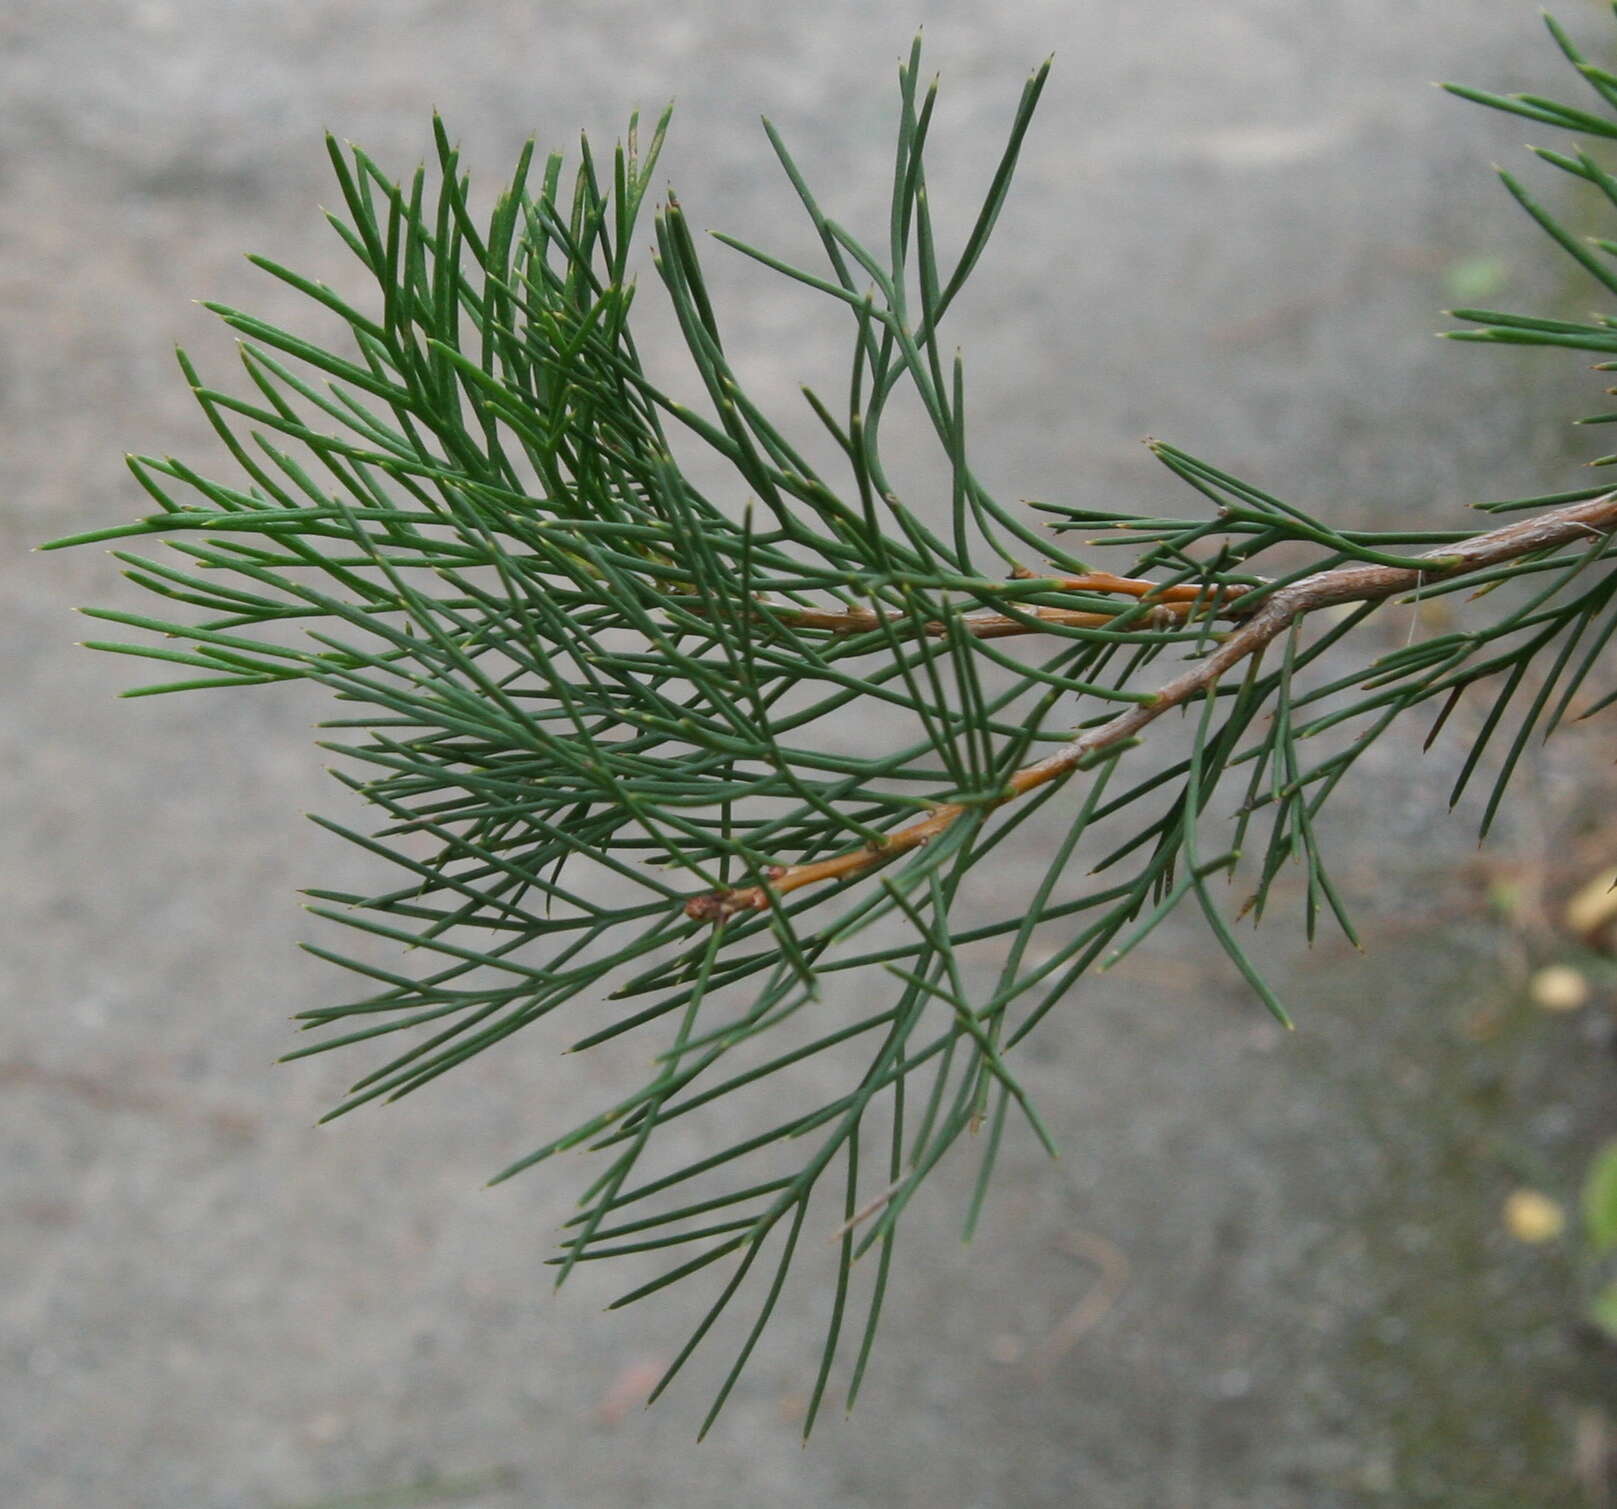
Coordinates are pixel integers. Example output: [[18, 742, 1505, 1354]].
[[712, 572, 1247, 641], [684, 495, 1617, 923]]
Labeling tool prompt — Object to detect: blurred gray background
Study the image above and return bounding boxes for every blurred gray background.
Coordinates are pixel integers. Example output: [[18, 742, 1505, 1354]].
[[8, 2, 1617, 1505]]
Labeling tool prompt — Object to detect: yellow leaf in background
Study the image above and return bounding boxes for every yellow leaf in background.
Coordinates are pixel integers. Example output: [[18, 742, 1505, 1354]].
[[1529, 964, 1590, 1012], [1565, 868, 1617, 941], [1503, 1189, 1566, 1244]]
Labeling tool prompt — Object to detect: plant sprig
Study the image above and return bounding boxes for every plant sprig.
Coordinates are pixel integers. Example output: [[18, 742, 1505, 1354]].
[[50, 18, 1617, 1431]]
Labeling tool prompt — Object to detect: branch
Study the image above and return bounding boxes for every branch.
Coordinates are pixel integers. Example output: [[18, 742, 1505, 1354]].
[[706, 572, 1247, 641], [685, 493, 1617, 921]]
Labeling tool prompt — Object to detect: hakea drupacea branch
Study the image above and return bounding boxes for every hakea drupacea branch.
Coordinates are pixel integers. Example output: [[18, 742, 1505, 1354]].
[[685, 493, 1617, 923], [740, 571, 1248, 640]]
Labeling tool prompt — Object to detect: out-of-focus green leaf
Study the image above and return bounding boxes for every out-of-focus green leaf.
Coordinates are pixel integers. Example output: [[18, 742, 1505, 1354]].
[[1582, 1140, 1617, 1255]]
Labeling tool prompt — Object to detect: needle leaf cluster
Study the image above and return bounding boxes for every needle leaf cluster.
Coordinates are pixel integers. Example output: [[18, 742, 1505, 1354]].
[[48, 17, 1617, 1429]]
